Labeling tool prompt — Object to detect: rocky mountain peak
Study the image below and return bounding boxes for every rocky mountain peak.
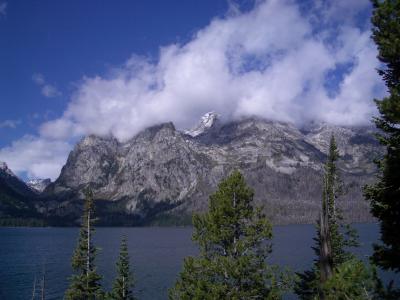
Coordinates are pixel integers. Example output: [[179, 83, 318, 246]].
[[184, 112, 219, 137], [39, 117, 381, 225], [26, 178, 51, 193], [0, 161, 15, 177]]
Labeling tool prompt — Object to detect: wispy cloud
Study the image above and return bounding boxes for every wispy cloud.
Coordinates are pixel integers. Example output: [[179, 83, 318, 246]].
[[32, 73, 45, 85], [32, 73, 62, 98], [0, 119, 20, 129], [41, 84, 62, 98], [1, 0, 384, 179], [0, 2, 7, 16]]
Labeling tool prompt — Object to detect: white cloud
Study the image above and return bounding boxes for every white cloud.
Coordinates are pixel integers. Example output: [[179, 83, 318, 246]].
[[0, 2, 7, 16], [39, 0, 382, 143], [32, 73, 62, 98], [0, 119, 20, 129], [2, 0, 385, 179], [0, 136, 72, 180]]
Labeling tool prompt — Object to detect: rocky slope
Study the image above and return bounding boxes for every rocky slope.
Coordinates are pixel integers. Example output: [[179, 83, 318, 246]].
[[41, 114, 382, 225], [0, 162, 40, 220], [27, 179, 51, 193]]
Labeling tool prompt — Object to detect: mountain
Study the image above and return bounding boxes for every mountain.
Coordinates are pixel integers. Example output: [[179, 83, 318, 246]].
[[0, 162, 37, 199], [0, 162, 43, 225], [184, 112, 219, 137], [41, 114, 382, 225], [27, 178, 51, 193]]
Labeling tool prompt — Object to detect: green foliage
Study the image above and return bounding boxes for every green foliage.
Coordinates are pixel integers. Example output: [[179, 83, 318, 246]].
[[295, 259, 379, 300], [324, 136, 358, 266], [294, 267, 320, 299], [65, 189, 103, 300], [295, 136, 359, 299], [0, 217, 46, 227], [65, 272, 104, 300], [148, 213, 193, 226], [169, 171, 290, 299], [320, 259, 377, 300], [364, 0, 400, 274], [108, 236, 136, 300], [0, 179, 44, 222]]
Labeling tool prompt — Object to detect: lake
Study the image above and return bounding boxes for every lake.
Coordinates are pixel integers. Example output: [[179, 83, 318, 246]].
[[0, 223, 392, 299]]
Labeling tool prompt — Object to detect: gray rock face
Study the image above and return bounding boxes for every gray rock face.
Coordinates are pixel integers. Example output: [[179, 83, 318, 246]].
[[43, 116, 382, 224], [26, 179, 52, 193]]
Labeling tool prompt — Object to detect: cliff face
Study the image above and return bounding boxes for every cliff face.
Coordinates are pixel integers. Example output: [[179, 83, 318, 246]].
[[42, 115, 381, 225]]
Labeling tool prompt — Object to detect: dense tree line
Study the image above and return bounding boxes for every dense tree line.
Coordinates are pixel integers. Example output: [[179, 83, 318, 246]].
[[0, 217, 46, 227]]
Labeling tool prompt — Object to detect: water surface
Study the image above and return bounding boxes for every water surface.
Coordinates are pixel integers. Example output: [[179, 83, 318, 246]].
[[0, 223, 387, 299]]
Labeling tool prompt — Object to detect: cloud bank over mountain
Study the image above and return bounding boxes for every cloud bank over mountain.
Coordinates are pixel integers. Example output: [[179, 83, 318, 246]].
[[0, 0, 385, 179]]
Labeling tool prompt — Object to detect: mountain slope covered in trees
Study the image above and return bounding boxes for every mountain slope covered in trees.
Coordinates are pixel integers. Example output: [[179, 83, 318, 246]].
[[0, 162, 44, 225]]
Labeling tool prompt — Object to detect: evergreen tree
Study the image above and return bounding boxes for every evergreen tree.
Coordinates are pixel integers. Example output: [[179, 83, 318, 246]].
[[318, 193, 333, 287], [324, 135, 358, 266], [109, 236, 136, 300], [295, 135, 358, 299], [65, 189, 103, 300], [364, 0, 400, 273], [169, 171, 288, 299], [320, 259, 377, 300]]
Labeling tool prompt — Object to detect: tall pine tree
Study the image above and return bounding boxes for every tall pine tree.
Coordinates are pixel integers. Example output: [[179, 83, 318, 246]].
[[169, 171, 288, 300], [364, 0, 400, 273], [324, 136, 358, 266], [295, 135, 358, 299], [65, 189, 103, 300], [109, 236, 136, 300]]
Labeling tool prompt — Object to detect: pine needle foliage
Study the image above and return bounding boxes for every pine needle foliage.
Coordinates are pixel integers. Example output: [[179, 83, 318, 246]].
[[364, 0, 400, 274], [65, 189, 103, 300], [295, 135, 359, 299], [169, 171, 289, 300], [319, 259, 377, 300], [324, 135, 358, 266], [108, 236, 136, 300]]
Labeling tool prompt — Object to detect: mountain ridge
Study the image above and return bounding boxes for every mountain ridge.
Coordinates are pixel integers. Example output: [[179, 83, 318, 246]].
[[35, 114, 381, 225]]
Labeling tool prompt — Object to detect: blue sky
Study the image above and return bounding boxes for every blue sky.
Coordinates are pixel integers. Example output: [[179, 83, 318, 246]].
[[0, 0, 230, 148], [0, 0, 385, 180]]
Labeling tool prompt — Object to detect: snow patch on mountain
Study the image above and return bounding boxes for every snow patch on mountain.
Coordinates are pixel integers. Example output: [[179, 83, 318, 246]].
[[27, 178, 51, 193], [184, 112, 219, 137]]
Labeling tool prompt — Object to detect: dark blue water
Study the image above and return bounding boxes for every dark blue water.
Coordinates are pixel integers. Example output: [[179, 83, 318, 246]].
[[0, 223, 393, 299]]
